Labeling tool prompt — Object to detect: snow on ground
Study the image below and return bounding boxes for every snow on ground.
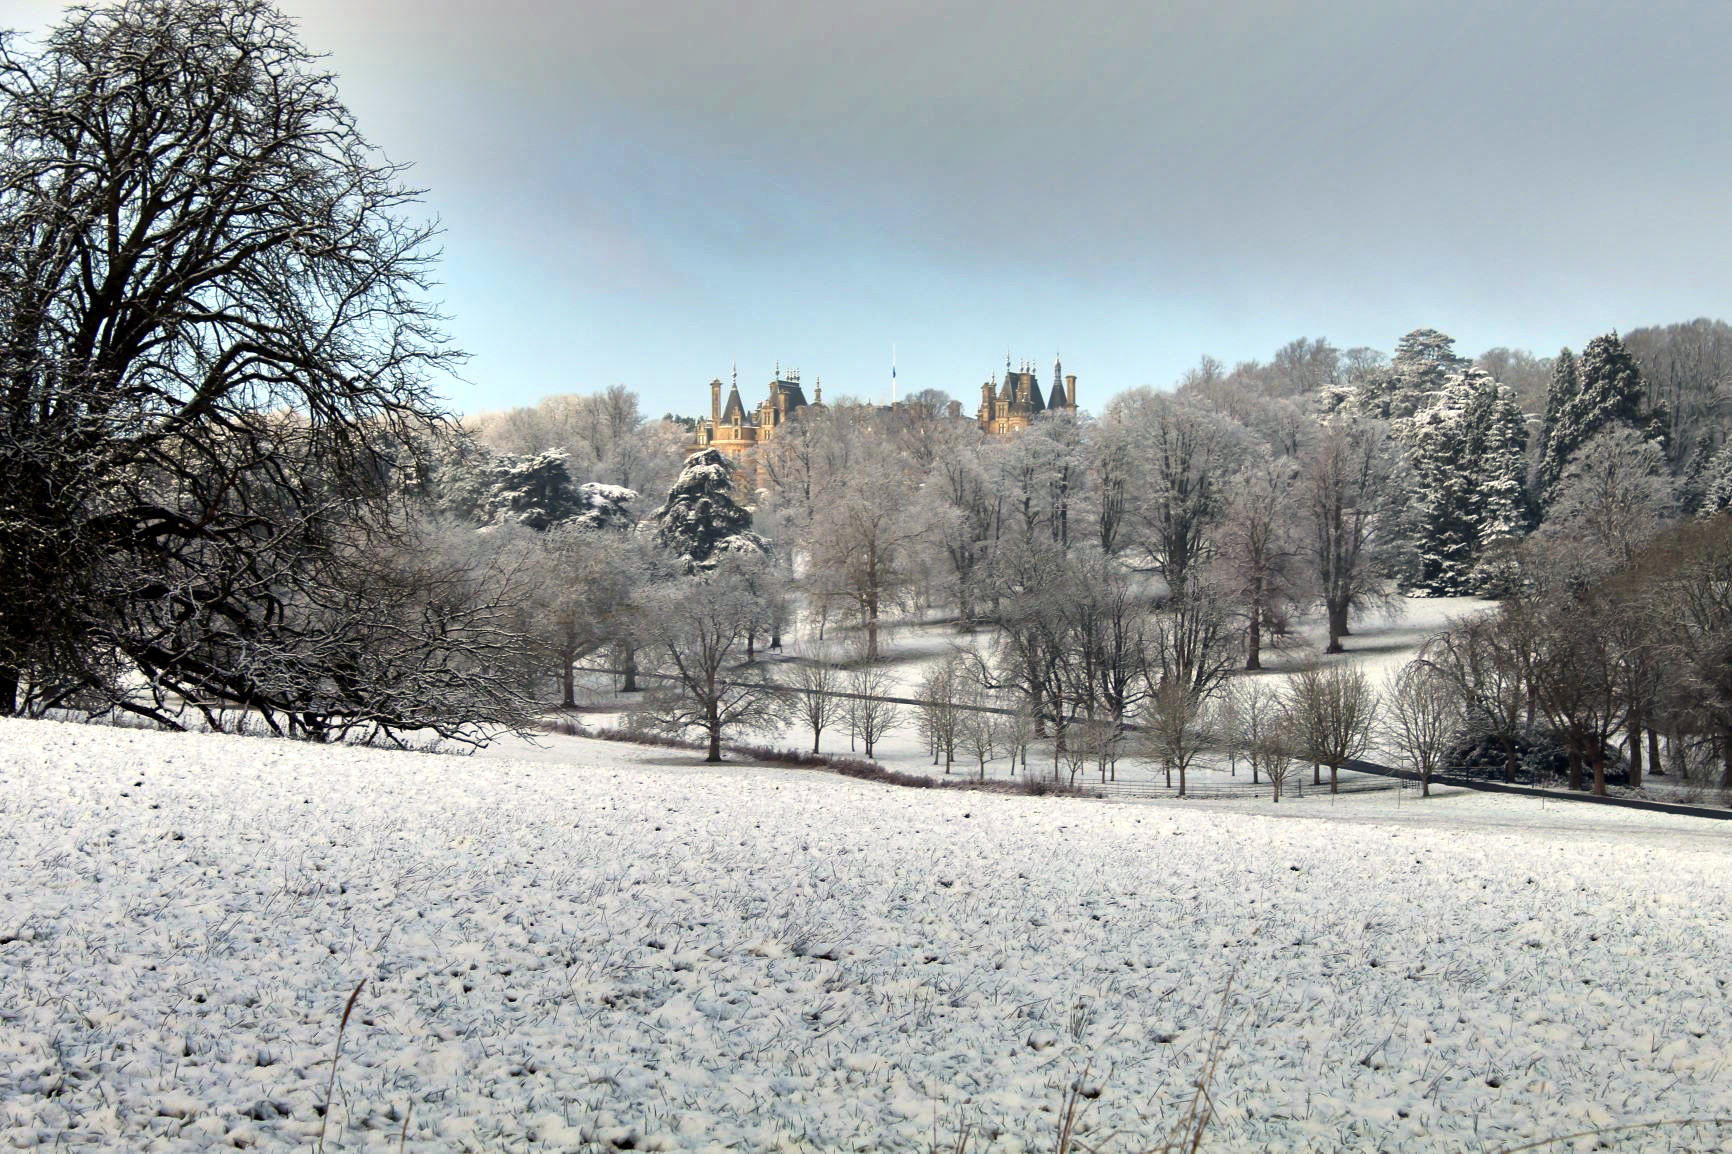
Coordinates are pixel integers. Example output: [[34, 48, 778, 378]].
[[4, 717, 1731, 1153]]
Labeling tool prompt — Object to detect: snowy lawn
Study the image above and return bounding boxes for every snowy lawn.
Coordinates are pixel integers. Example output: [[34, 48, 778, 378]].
[[3, 717, 1731, 1152]]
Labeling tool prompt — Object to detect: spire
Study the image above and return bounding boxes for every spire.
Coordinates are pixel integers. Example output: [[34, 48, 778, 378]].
[[1050, 353, 1066, 408]]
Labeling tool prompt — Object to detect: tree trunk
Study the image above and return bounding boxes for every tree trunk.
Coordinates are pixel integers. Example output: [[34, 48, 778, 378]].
[[1178, 763, 1187, 798], [1329, 762, 1338, 794], [706, 702, 723, 763], [621, 647, 640, 692], [1245, 602, 1263, 671], [1503, 737, 1518, 784], [813, 728, 822, 754], [1722, 728, 1732, 790], [562, 658, 576, 708], [1567, 739, 1583, 791], [1627, 719, 1643, 789], [865, 547, 881, 660], [1648, 726, 1663, 776], [1313, 761, 1321, 786], [1590, 742, 1606, 796], [1325, 599, 1350, 653], [1, 666, 18, 716], [1421, 765, 1430, 798]]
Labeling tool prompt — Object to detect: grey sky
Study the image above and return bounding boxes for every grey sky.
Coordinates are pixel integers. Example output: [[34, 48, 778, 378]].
[[5, 0, 1729, 416]]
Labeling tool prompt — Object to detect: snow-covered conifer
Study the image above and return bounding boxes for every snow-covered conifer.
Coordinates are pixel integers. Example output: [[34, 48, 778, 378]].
[[1537, 333, 1664, 504], [649, 449, 767, 572], [1403, 368, 1530, 595]]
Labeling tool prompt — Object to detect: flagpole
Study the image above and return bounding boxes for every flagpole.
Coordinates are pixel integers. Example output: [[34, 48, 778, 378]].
[[891, 344, 897, 406]]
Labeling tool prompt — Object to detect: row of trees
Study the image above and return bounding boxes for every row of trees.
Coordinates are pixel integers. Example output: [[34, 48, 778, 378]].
[[9, 0, 1732, 781]]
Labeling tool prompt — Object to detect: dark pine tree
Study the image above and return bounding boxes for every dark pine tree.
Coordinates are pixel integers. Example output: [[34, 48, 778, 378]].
[[650, 449, 766, 572]]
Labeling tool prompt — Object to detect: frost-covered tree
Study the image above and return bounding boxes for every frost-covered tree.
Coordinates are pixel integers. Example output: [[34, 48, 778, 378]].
[[1381, 660, 1462, 797], [530, 526, 647, 707], [1349, 328, 1467, 421], [786, 645, 844, 754], [1542, 427, 1677, 567], [844, 663, 901, 759], [649, 449, 767, 573], [1285, 663, 1377, 794], [1104, 389, 1244, 597], [804, 437, 927, 660], [1537, 333, 1665, 503], [914, 655, 966, 771], [639, 568, 784, 762], [1216, 452, 1303, 668], [0, 0, 535, 735], [1303, 419, 1405, 653], [1404, 369, 1529, 595]]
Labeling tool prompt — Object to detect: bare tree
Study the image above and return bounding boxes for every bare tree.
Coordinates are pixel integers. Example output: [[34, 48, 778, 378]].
[[845, 663, 902, 760], [1258, 714, 1299, 803], [1382, 660, 1462, 797], [1103, 390, 1244, 598], [1303, 420, 1404, 654], [959, 687, 1002, 779], [1002, 699, 1037, 776], [1541, 426, 1677, 568], [529, 526, 647, 708], [786, 646, 844, 754], [1217, 451, 1302, 669], [640, 571, 785, 762], [0, 0, 533, 736], [1142, 679, 1215, 796], [1286, 663, 1377, 794], [1422, 608, 1539, 784], [914, 656, 966, 771], [1145, 572, 1244, 703], [805, 437, 927, 660], [1222, 678, 1284, 786]]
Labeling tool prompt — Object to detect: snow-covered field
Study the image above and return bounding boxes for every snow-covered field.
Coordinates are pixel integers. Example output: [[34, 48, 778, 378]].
[[4, 716, 1731, 1152]]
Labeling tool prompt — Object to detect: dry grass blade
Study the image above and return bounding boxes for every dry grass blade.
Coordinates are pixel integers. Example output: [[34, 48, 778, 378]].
[[397, 1099, 414, 1154], [1147, 974, 1235, 1154], [1488, 1116, 1732, 1153], [316, 977, 368, 1154]]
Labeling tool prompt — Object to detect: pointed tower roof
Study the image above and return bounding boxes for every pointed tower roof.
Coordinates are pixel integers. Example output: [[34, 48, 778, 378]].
[[1048, 354, 1067, 408], [721, 382, 752, 425]]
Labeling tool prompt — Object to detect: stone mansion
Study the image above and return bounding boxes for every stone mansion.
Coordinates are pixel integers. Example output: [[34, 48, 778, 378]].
[[689, 357, 1079, 461]]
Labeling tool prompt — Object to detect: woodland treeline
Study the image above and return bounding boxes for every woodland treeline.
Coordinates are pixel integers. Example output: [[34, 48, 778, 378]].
[[443, 322, 1732, 791], [6, 1, 1732, 789]]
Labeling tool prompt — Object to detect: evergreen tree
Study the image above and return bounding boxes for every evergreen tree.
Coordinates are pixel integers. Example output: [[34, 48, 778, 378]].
[[650, 449, 767, 572], [1352, 328, 1467, 420], [1537, 333, 1664, 504], [1404, 369, 1530, 595], [1534, 348, 1579, 495], [1404, 373, 1477, 594]]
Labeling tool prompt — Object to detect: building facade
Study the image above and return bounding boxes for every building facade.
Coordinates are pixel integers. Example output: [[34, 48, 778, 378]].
[[689, 367, 815, 462], [976, 355, 1078, 435], [688, 357, 1080, 463]]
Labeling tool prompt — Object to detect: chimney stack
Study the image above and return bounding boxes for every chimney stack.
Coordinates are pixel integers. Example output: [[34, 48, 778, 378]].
[[1065, 374, 1078, 412]]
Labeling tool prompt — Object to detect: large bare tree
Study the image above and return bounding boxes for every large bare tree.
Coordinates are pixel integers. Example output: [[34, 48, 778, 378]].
[[1302, 419, 1404, 653], [0, 0, 532, 737]]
